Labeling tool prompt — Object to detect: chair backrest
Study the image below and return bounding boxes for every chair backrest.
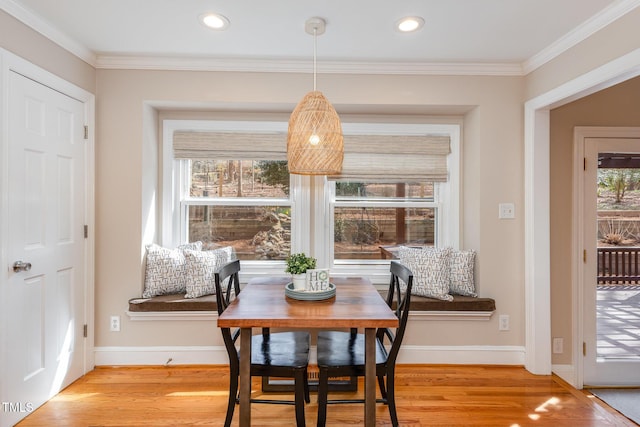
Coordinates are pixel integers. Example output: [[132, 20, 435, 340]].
[[214, 259, 242, 366], [380, 260, 414, 364], [214, 259, 241, 315]]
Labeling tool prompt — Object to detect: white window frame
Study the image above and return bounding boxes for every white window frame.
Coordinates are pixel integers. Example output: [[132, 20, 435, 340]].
[[315, 123, 461, 284]]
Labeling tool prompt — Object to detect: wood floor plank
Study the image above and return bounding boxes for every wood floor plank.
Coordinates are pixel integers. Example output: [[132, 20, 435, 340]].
[[16, 365, 636, 426]]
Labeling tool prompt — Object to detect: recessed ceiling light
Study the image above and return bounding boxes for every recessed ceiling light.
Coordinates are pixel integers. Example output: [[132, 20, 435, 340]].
[[200, 13, 230, 30], [396, 16, 424, 33]]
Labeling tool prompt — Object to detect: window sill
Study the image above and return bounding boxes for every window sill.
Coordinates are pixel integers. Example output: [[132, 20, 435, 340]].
[[408, 310, 494, 321], [127, 310, 218, 321]]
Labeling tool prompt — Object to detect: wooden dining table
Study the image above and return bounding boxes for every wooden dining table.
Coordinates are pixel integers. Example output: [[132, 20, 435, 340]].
[[217, 276, 398, 427]]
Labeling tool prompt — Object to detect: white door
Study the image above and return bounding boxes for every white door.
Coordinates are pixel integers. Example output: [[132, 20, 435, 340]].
[[3, 71, 87, 426], [583, 136, 640, 386]]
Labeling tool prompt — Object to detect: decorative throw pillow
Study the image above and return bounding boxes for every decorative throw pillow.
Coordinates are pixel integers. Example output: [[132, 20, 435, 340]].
[[142, 241, 203, 298], [449, 249, 477, 297], [398, 246, 453, 301], [184, 246, 235, 298]]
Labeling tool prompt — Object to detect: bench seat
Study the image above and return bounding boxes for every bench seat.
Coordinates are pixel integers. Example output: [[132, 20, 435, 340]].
[[128, 292, 495, 313], [128, 294, 217, 312], [404, 294, 495, 312]]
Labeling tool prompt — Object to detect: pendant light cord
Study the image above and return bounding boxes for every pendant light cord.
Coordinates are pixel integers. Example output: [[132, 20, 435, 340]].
[[313, 27, 317, 91]]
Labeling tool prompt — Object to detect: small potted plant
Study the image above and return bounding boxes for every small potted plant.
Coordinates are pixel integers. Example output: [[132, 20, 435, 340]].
[[285, 253, 317, 290]]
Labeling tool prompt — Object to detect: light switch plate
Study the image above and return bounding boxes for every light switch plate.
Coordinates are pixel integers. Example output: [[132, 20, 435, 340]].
[[499, 203, 515, 219]]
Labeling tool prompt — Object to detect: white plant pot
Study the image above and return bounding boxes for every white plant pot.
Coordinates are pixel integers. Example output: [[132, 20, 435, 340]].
[[292, 274, 306, 290]]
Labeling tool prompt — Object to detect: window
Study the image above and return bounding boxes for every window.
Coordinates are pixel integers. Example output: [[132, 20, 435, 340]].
[[332, 181, 438, 260], [182, 159, 291, 260], [163, 120, 310, 277], [315, 123, 460, 280], [164, 120, 459, 281]]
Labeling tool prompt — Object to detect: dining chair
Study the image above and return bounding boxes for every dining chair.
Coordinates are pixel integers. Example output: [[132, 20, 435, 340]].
[[315, 260, 413, 427], [214, 259, 311, 427]]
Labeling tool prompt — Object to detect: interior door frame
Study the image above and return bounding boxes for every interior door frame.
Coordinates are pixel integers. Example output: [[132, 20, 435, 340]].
[[572, 126, 640, 389], [0, 48, 96, 399]]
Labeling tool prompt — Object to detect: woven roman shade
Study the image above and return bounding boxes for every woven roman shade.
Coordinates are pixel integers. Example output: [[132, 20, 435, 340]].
[[173, 129, 449, 182], [173, 131, 286, 160], [329, 134, 451, 182]]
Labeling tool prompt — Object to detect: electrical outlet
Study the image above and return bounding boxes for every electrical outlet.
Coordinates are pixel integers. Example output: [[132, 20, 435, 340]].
[[499, 314, 510, 331], [553, 338, 564, 354], [110, 315, 120, 332]]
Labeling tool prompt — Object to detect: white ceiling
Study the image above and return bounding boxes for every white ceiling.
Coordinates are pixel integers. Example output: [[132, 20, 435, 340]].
[[2, 0, 636, 74]]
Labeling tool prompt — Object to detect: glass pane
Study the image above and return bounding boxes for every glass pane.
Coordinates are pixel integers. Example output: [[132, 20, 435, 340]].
[[335, 182, 434, 200], [190, 160, 289, 198], [188, 205, 291, 260], [334, 207, 435, 260], [597, 167, 640, 246]]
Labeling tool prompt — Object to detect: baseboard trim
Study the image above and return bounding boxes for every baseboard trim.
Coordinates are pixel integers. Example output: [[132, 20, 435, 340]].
[[552, 364, 577, 387], [398, 345, 525, 365], [94, 346, 229, 366], [94, 345, 525, 366]]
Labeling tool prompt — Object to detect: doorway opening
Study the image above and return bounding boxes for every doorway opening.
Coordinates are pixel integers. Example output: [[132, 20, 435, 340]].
[[596, 154, 640, 362]]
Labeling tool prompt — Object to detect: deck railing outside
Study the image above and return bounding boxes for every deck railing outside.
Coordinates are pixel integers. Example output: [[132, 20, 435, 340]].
[[597, 247, 640, 284]]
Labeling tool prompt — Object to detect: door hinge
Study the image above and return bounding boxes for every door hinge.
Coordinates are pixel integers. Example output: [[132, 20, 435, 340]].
[[583, 342, 586, 356], [84, 125, 88, 140], [84, 225, 88, 239], [583, 249, 587, 263], [83, 324, 88, 338], [583, 157, 586, 171]]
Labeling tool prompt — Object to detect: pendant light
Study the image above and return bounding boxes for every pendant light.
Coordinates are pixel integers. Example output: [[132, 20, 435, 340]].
[[287, 17, 344, 175]]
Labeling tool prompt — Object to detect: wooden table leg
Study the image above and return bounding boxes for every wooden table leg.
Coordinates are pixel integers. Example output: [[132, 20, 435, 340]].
[[239, 327, 251, 427], [364, 327, 376, 427]]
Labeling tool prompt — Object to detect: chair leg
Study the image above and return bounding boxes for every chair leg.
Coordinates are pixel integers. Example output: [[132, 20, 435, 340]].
[[316, 369, 330, 427], [303, 369, 310, 403], [294, 370, 307, 427], [377, 374, 387, 400], [386, 372, 399, 427], [225, 373, 238, 427]]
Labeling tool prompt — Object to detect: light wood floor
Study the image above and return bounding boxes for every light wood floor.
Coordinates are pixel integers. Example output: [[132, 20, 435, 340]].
[[16, 365, 635, 427]]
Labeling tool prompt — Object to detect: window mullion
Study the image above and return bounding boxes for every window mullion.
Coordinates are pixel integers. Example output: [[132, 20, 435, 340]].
[[182, 198, 291, 207], [177, 160, 190, 246], [313, 176, 330, 268], [291, 174, 310, 255], [333, 200, 438, 209]]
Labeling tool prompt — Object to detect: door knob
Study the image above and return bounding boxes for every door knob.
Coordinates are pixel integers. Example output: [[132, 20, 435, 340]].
[[12, 261, 32, 272]]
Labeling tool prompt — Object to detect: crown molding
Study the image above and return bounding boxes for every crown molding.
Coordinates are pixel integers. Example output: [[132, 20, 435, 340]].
[[95, 55, 524, 76], [1, 0, 96, 66], [523, 0, 640, 75], [4, 0, 638, 77], [2, 0, 519, 76]]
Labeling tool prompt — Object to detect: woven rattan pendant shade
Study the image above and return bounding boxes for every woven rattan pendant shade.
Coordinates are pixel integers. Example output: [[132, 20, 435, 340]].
[[287, 90, 343, 175], [287, 17, 343, 175]]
